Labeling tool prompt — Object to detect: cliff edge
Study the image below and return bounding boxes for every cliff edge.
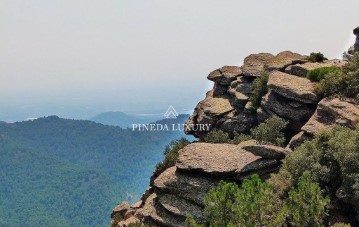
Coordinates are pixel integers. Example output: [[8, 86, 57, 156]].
[[110, 51, 359, 227]]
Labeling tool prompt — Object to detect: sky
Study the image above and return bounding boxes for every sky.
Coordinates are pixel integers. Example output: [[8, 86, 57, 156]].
[[1, 0, 359, 122]]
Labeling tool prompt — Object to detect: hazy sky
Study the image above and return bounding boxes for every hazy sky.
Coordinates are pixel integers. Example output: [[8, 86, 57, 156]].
[[1, 0, 358, 122]]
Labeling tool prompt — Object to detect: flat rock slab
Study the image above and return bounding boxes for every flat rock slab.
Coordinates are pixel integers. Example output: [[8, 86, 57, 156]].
[[242, 51, 305, 77], [207, 66, 242, 86], [302, 97, 359, 135], [285, 60, 346, 77], [176, 143, 262, 175], [238, 140, 287, 159], [266, 51, 306, 71], [268, 71, 319, 104]]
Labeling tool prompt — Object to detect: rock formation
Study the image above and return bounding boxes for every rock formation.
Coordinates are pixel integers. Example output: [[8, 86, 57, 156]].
[[111, 50, 354, 226], [111, 142, 286, 226]]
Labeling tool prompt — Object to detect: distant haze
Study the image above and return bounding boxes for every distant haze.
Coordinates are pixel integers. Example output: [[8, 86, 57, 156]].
[[1, 0, 358, 122]]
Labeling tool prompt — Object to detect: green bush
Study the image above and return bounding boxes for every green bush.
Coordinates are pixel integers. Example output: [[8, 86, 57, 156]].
[[189, 173, 327, 226], [307, 66, 339, 82], [249, 72, 269, 111], [306, 52, 327, 63], [204, 129, 230, 143], [232, 132, 252, 145], [286, 172, 330, 227], [273, 126, 359, 219], [154, 138, 190, 174], [250, 115, 288, 146], [204, 181, 239, 226], [233, 174, 283, 227], [315, 53, 359, 98]]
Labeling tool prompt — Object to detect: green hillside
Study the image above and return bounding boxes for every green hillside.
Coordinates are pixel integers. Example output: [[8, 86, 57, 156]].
[[0, 115, 191, 226]]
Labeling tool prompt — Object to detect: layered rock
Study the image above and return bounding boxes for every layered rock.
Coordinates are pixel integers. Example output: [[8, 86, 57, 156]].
[[111, 50, 359, 226], [113, 141, 286, 226], [267, 71, 319, 104], [186, 51, 313, 138], [301, 97, 359, 134], [241, 51, 305, 77]]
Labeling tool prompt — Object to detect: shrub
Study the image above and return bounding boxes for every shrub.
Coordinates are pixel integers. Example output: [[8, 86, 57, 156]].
[[250, 115, 288, 146], [249, 72, 269, 110], [231, 132, 252, 145], [274, 126, 359, 219], [233, 174, 283, 227], [286, 172, 330, 227], [315, 53, 359, 98], [307, 66, 339, 82], [185, 215, 205, 227], [204, 181, 239, 226], [189, 173, 329, 226], [307, 52, 327, 63], [204, 129, 230, 143], [154, 138, 190, 174]]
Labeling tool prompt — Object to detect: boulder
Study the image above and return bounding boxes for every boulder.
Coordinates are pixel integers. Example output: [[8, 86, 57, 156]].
[[199, 91, 234, 117], [207, 66, 242, 86], [268, 71, 319, 104], [266, 51, 306, 71], [157, 193, 205, 223], [261, 90, 316, 130], [242, 53, 274, 77], [302, 97, 359, 135], [285, 60, 346, 77], [153, 166, 217, 206], [241, 51, 305, 77], [238, 140, 288, 159], [185, 90, 234, 137]]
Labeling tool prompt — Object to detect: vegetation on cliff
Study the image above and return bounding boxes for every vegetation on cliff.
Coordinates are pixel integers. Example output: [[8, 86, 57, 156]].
[[315, 53, 359, 98], [204, 116, 288, 146], [187, 172, 329, 227], [248, 72, 269, 111]]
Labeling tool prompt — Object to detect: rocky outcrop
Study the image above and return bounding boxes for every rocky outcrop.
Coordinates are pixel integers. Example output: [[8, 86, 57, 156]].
[[185, 51, 319, 138], [112, 141, 286, 226], [111, 50, 359, 226], [267, 71, 319, 104], [242, 53, 274, 77], [207, 66, 242, 86], [260, 90, 316, 130], [241, 51, 306, 77], [301, 97, 359, 135], [176, 143, 280, 178]]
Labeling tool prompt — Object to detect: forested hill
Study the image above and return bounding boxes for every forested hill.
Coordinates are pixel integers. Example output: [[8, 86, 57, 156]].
[[0, 114, 190, 227]]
